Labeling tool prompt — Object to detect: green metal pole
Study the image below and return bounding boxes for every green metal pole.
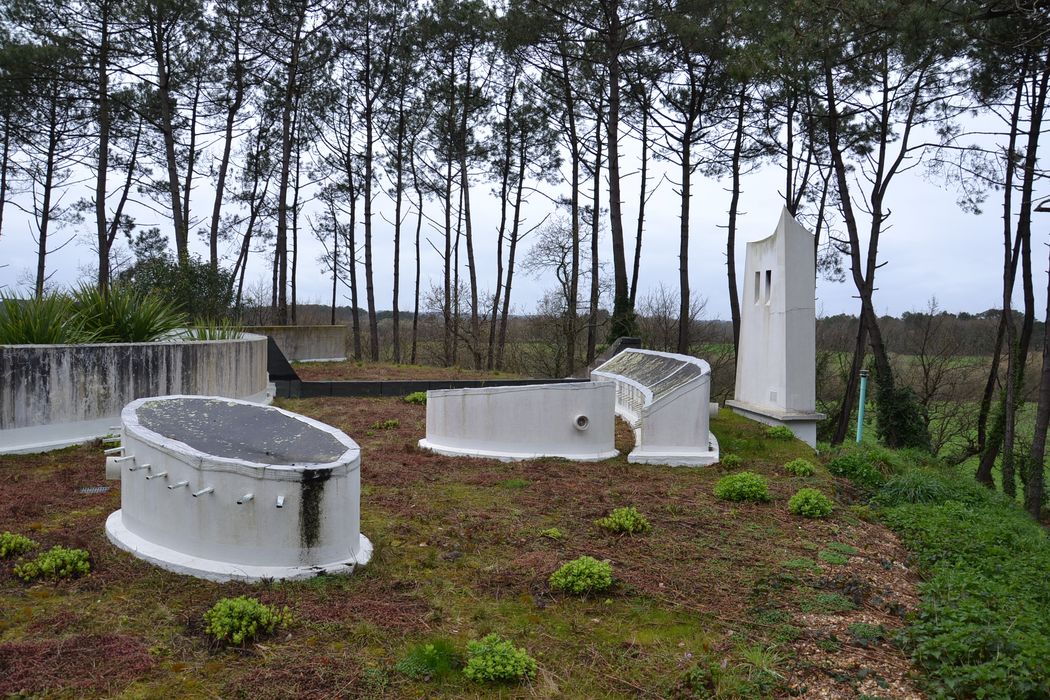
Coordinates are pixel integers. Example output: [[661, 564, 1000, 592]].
[[856, 369, 869, 443]]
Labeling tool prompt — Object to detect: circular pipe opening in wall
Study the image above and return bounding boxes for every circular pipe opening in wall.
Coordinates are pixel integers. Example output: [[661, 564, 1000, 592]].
[[574, 414, 590, 431]]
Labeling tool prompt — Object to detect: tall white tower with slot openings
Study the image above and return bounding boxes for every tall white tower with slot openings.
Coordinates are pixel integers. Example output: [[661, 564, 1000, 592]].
[[727, 207, 824, 447]]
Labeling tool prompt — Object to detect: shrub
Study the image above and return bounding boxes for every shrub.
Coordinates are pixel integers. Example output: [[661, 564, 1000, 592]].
[[874, 469, 972, 507], [720, 453, 743, 469], [0, 293, 82, 344], [595, 506, 652, 535], [203, 596, 291, 645], [395, 639, 461, 680], [0, 532, 36, 558], [873, 373, 931, 451], [13, 546, 90, 581], [403, 391, 427, 405], [788, 488, 833, 518], [72, 283, 187, 343], [714, 471, 771, 503], [549, 555, 613, 595], [540, 527, 564, 540], [462, 634, 537, 684], [826, 450, 889, 490], [765, 426, 795, 440], [784, 458, 815, 477]]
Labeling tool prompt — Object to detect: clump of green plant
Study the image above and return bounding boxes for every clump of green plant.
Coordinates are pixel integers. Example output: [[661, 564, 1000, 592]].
[[818, 550, 849, 565], [395, 639, 462, 680], [0, 531, 36, 558], [800, 592, 855, 614], [370, 418, 400, 430], [714, 471, 771, 503], [549, 555, 613, 595], [720, 453, 743, 469], [499, 478, 529, 489], [781, 557, 818, 572], [403, 391, 428, 405], [13, 546, 90, 581], [848, 622, 886, 647], [788, 488, 834, 518], [181, 319, 243, 340], [539, 527, 564, 540], [826, 542, 858, 555], [826, 451, 888, 490], [203, 596, 291, 645], [765, 425, 795, 440], [874, 468, 977, 507], [72, 283, 187, 343], [462, 634, 537, 684], [0, 293, 82, 344], [595, 506, 652, 535], [784, 458, 815, 477]]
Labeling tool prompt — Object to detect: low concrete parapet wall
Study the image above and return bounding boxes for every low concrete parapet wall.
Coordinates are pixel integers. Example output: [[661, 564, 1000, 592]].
[[245, 325, 347, 362], [0, 334, 268, 454], [420, 381, 618, 462]]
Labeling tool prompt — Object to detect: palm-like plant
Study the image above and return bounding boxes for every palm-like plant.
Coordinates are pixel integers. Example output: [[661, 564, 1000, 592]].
[[72, 284, 187, 343], [0, 293, 83, 344]]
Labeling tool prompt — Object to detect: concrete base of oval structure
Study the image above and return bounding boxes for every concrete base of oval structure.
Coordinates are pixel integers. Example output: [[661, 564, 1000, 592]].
[[0, 334, 270, 454], [105, 395, 371, 583], [419, 382, 619, 462], [725, 400, 821, 449]]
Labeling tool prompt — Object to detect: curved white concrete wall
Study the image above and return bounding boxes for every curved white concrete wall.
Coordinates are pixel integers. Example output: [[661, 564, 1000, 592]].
[[105, 396, 371, 582], [420, 382, 618, 461], [593, 349, 718, 466], [0, 334, 268, 454]]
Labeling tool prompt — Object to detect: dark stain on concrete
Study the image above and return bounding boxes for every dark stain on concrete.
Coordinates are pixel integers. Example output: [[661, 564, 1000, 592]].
[[299, 468, 332, 549]]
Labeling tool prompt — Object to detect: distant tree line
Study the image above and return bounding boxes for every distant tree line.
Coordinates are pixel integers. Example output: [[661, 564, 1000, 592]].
[[0, 0, 1047, 512]]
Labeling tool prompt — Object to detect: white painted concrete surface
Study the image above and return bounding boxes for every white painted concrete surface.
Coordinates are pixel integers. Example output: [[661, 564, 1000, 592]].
[[727, 208, 825, 447], [0, 335, 269, 454], [593, 349, 719, 466], [105, 396, 371, 582], [244, 325, 348, 362], [419, 382, 618, 461]]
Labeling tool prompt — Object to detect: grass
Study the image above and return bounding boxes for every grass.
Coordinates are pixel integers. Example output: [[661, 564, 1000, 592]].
[[0, 395, 923, 697]]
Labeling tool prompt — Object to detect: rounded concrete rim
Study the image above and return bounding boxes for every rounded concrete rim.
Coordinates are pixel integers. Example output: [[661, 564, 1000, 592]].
[[122, 395, 360, 474], [105, 510, 372, 583]]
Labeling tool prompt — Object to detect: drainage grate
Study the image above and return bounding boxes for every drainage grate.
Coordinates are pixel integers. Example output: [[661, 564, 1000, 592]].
[[77, 485, 111, 495]]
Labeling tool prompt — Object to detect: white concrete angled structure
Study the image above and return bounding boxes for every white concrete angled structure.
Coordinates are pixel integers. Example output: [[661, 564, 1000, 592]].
[[105, 395, 372, 582], [592, 349, 719, 466], [419, 382, 618, 461], [727, 208, 824, 447]]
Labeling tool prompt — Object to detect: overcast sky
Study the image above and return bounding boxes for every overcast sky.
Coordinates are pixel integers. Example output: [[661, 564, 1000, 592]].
[[0, 132, 1038, 321]]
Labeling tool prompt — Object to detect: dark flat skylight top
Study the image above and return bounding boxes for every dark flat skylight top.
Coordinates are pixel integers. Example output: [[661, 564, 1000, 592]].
[[135, 397, 348, 465]]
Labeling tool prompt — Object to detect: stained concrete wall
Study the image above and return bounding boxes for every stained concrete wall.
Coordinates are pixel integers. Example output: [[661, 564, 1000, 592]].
[[0, 335, 268, 453], [727, 208, 823, 447], [245, 325, 347, 362], [420, 382, 618, 461]]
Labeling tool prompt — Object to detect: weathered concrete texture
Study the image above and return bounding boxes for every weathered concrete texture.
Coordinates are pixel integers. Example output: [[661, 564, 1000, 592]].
[[593, 349, 719, 466], [106, 395, 371, 582], [727, 208, 825, 447], [0, 335, 268, 453], [419, 382, 618, 461], [245, 325, 348, 362]]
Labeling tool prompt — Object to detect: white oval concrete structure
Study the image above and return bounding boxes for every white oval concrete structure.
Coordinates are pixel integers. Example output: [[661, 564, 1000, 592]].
[[419, 382, 618, 461], [592, 349, 719, 466], [0, 334, 269, 454], [105, 395, 371, 582]]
